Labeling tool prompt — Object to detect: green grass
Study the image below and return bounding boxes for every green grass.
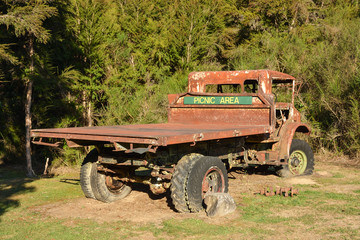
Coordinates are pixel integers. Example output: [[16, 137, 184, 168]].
[[1, 161, 360, 240], [316, 175, 360, 185], [332, 173, 345, 178], [157, 219, 239, 238], [354, 189, 360, 194]]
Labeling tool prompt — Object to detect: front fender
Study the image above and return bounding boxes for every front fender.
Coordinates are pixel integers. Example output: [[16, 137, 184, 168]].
[[277, 122, 311, 161]]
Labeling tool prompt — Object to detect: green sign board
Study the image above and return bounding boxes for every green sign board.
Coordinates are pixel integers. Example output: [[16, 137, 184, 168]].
[[183, 96, 252, 105]]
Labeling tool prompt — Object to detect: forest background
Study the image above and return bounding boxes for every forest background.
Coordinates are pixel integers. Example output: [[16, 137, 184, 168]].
[[0, 0, 359, 173]]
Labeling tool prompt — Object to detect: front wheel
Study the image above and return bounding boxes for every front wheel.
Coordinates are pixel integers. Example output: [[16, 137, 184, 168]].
[[90, 166, 132, 203], [278, 139, 314, 177], [186, 156, 229, 212]]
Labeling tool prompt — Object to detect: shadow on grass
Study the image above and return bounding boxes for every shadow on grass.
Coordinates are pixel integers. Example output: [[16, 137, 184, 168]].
[[0, 166, 36, 221], [228, 165, 279, 179], [59, 178, 80, 185]]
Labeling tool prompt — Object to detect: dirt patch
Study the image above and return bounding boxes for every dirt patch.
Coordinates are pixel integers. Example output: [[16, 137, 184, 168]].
[[321, 214, 360, 230], [32, 171, 246, 224], [31, 170, 299, 224], [228, 170, 284, 197], [33, 184, 185, 224], [286, 177, 318, 185], [322, 184, 360, 194], [34, 162, 359, 225], [315, 171, 333, 177], [273, 206, 313, 218]]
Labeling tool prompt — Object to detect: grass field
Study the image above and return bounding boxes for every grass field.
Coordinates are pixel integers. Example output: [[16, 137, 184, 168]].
[[0, 156, 359, 240]]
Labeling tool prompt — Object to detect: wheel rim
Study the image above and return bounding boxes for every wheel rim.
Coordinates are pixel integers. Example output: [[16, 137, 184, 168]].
[[201, 167, 225, 198], [105, 175, 125, 193], [289, 150, 307, 175]]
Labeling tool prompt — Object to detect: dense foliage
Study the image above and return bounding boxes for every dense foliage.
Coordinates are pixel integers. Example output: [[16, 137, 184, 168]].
[[1, 0, 359, 168]]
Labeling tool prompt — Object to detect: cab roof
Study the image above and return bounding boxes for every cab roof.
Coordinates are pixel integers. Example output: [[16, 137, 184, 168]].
[[188, 70, 295, 94]]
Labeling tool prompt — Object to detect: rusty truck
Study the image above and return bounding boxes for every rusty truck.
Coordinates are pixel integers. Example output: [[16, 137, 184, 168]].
[[31, 70, 314, 213]]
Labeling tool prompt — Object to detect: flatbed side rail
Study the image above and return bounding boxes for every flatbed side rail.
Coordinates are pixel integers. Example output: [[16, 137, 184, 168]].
[[31, 131, 161, 146], [32, 137, 62, 147], [31, 125, 272, 148]]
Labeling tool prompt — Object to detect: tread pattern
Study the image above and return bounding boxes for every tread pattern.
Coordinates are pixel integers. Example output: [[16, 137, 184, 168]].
[[278, 139, 315, 177], [186, 156, 229, 212], [170, 153, 203, 213], [80, 149, 98, 199], [90, 165, 132, 203]]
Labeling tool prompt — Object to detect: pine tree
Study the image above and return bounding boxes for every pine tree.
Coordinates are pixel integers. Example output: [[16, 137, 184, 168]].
[[0, 44, 18, 65], [0, 0, 57, 176], [65, 0, 117, 127]]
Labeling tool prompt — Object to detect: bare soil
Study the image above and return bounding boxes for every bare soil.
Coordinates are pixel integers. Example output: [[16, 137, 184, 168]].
[[32, 166, 321, 224], [32, 155, 360, 226]]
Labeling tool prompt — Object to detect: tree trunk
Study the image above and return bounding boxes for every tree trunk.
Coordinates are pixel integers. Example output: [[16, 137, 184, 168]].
[[87, 100, 92, 127], [25, 36, 35, 177], [82, 90, 87, 125], [25, 79, 35, 177], [186, 12, 194, 66]]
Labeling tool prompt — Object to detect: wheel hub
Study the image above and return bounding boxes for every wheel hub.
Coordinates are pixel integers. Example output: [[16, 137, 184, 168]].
[[105, 175, 124, 192], [288, 150, 307, 175], [291, 157, 300, 167], [201, 167, 225, 197]]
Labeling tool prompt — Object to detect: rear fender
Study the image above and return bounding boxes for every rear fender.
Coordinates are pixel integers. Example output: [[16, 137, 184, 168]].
[[276, 122, 311, 161]]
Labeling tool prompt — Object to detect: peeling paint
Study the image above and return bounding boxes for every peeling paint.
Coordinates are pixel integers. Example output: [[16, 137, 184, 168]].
[[191, 72, 207, 81]]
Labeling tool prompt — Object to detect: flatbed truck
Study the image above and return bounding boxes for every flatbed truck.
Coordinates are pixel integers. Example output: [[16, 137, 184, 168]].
[[31, 70, 314, 212]]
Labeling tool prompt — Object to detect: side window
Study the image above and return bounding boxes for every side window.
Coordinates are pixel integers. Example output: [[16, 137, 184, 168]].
[[205, 84, 218, 93], [205, 84, 242, 93], [272, 80, 293, 102], [243, 80, 258, 93]]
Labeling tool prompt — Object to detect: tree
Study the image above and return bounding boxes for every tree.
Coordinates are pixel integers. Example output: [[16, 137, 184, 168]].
[[65, 0, 118, 127], [0, 44, 18, 65], [0, 0, 57, 176]]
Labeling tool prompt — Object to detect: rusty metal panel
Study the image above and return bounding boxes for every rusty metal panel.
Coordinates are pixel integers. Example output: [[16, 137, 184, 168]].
[[168, 107, 271, 126], [161, 126, 271, 145], [31, 123, 271, 147], [276, 122, 311, 160], [188, 70, 295, 94]]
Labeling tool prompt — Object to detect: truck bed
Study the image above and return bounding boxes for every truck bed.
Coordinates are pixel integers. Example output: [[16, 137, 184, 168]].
[[31, 123, 271, 146]]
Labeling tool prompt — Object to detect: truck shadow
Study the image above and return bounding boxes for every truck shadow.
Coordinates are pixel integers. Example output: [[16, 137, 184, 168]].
[[0, 167, 36, 221], [131, 183, 177, 211], [57, 180, 178, 211], [229, 166, 279, 178]]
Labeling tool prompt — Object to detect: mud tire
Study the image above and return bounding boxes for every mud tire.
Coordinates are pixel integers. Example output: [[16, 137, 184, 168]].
[[90, 165, 132, 203], [187, 156, 229, 212], [80, 149, 98, 199], [278, 139, 314, 177], [170, 153, 203, 213]]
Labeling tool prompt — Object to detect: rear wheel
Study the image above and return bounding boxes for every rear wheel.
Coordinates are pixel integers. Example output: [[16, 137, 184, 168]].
[[186, 156, 228, 212], [91, 165, 132, 203], [80, 149, 98, 199], [278, 139, 314, 177], [170, 153, 203, 213]]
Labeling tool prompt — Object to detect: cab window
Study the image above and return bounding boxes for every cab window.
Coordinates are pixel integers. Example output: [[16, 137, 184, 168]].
[[243, 80, 258, 93], [205, 84, 242, 93]]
